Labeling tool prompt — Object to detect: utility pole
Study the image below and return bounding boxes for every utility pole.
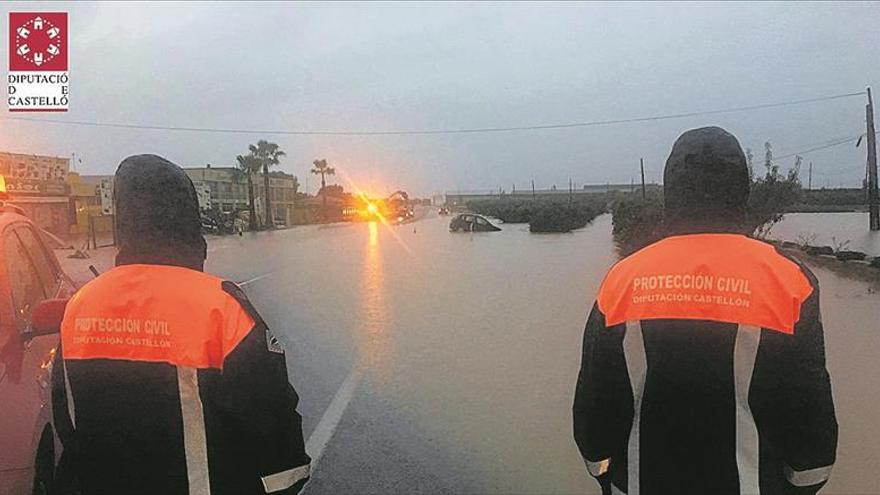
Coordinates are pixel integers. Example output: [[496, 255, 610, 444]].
[[569, 177, 573, 204], [640, 158, 647, 199], [531, 179, 536, 201], [867, 87, 879, 231], [808, 162, 812, 191]]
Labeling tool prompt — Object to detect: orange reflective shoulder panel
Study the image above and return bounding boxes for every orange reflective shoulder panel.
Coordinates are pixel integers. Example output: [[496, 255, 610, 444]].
[[596, 234, 813, 334], [61, 265, 255, 368]]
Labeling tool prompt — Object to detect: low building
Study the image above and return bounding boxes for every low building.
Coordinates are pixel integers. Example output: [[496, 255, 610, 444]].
[[184, 165, 299, 227], [183, 166, 250, 213], [253, 172, 299, 227], [0, 152, 72, 237]]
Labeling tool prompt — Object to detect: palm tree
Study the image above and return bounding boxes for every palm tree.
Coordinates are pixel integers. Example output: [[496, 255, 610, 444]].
[[311, 159, 336, 210], [249, 140, 286, 229], [236, 154, 261, 231]]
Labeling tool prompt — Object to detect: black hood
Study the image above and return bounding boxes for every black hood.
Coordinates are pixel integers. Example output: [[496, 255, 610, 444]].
[[113, 154, 206, 271], [663, 126, 750, 235]]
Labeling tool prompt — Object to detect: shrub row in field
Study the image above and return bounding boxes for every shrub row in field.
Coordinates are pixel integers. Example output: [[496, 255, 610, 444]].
[[610, 196, 665, 255], [467, 199, 605, 233], [467, 200, 538, 223], [528, 204, 601, 233]]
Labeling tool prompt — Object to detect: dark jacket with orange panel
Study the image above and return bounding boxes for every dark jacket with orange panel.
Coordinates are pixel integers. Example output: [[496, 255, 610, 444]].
[[573, 234, 837, 495], [55, 264, 310, 495]]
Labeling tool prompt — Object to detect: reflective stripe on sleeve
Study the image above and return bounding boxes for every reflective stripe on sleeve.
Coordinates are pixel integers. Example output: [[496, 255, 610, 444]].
[[177, 367, 211, 495], [784, 463, 833, 487], [261, 464, 311, 493], [584, 457, 610, 477], [63, 361, 76, 429], [623, 320, 647, 495], [734, 324, 761, 495]]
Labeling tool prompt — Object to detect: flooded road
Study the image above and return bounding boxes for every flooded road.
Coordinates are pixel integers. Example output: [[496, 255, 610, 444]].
[[814, 260, 880, 493], [202, 210, 879, 494]]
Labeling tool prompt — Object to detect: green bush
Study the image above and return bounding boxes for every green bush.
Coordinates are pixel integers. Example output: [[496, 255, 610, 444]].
[[529, 204, 599, 233], [468, 198, 606, 232], [468, 200, 539, 223], [610, 196, 665, 255], [747, 165, 802, 237]]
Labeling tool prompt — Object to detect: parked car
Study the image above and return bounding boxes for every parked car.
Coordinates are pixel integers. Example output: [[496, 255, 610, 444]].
[[438, 207, 450, 216], [0, 200, 76, 495], [449, 213, 502, 232]]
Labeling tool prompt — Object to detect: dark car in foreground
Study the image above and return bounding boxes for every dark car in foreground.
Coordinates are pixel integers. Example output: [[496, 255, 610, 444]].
[[449, 213, 501, 232]]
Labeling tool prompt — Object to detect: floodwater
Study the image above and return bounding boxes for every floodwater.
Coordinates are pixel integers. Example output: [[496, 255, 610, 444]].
[[198, 210, 878, 493], [768, 211, 880, 256]]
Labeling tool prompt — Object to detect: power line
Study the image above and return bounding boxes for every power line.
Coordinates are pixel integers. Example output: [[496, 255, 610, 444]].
[[775, 135, 861, 160], [774, 131, 880, 161], [626, 131, 879, 185], [0, 91, 865, 137]]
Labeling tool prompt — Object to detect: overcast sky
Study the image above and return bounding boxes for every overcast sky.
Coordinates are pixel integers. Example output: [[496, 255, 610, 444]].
[[2, 1, 878, 196]]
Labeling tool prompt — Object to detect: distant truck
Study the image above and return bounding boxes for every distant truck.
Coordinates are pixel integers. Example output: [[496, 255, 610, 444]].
[[357, 190, 414, 223], [386, 191, 413, 222]]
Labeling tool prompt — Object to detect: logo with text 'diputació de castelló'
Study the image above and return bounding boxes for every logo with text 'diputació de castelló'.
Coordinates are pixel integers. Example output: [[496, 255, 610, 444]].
[[8, 12, 69, 112]]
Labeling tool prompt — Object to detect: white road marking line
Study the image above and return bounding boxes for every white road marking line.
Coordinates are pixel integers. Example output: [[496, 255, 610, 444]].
[[305, 366, 363, 467], [239, 273, 272, 286], [237, 266, 363, 474]]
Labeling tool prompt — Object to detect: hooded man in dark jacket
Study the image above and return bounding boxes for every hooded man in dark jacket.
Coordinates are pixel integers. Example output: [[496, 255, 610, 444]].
[[54, 155, 310, 495], [573, 127, 837, 494]]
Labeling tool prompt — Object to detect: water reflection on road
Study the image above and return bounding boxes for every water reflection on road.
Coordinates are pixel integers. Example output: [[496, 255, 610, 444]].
[[360, 221, 392, 375], [343, 213, 619, 493]]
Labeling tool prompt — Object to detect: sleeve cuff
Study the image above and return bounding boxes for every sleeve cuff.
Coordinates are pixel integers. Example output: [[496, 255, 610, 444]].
[[584, 457, 611, 477], [261, 463, 311, 493], [784, 463, 833, 487]]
